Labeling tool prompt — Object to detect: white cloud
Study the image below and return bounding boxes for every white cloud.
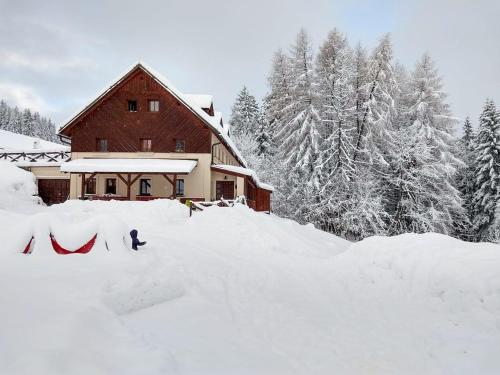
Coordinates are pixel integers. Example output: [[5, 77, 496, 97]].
[[0, 51, 93, 73], [0, 83, 48, 112]]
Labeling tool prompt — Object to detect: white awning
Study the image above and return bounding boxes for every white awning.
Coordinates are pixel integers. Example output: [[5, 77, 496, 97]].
[[61, 158, 197, 174]]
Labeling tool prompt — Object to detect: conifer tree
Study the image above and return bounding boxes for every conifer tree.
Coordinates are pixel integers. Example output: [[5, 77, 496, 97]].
[[274, 29, 322, 218], [229, 86, 261, 139], [389, 54, 463, 234], [472, 99, 500, 241], [255, 120, 272, 157], [456, 117, 476, 239], [315, 29, 354, 183], [0, 99, 59, 142], [275, 29, 321, 180], [265, 49, 292, 140]]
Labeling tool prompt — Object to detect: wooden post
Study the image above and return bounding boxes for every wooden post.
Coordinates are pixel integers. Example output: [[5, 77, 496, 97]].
[[81, 173, 85, 200], [127, 173, 131, 200], [172, 174, 177, 199]]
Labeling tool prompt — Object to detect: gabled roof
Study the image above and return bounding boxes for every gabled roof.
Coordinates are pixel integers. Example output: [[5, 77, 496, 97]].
[[58, 62, 246, 167]]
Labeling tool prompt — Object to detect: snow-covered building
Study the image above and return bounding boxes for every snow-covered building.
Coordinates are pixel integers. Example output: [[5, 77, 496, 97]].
[[0, 129, 71, 204], [54, 62, 272, 210]]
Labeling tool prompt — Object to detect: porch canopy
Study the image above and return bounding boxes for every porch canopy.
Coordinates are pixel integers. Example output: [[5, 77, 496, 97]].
[[211, 164, 274, 191], [61, 158, 197, 199]]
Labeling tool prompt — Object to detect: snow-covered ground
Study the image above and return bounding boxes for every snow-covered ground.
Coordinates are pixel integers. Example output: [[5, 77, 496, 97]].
[[1, 165, 500, 374]]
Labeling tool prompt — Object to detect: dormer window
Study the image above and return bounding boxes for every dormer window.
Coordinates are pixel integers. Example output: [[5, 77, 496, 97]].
[[128, 100, 137, 112]]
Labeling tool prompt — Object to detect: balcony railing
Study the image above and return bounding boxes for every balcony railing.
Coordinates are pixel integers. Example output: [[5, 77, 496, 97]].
[[0, 150, 71, 165]]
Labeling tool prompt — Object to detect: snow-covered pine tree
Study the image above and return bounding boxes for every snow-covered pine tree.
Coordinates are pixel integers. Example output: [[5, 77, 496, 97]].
[[32, 112, 43, 139], [0, 100, 59, 142], [0, 100, 9, 129], [400, 54, 463, 234], [261, 49, 294, 217], [255, 119, 272, 157], [314, 29, 354, 183], [8, 107, 22, 133], [229, 86, 261, 139], [20, 108, 33, 136], [46, 119, 57, 142], [351, 44, 370, 156], [309, 29, 356, 232], [352, 34, 397, 167], [228, 87, 262, 169], [274, 29, 322, 220], [472, 99, 500, 241], [456, 117, 476, 239], [265, 49, 293, 140]]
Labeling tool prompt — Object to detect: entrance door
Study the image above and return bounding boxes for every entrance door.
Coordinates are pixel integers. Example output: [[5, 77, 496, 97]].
[[38, 179, 70, 205], [215, 181, 235, 200]]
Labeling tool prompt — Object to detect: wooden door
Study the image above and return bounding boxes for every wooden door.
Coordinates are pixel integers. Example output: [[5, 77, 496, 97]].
[[38, 179, 70, 205], [215, 181, 234, 200]]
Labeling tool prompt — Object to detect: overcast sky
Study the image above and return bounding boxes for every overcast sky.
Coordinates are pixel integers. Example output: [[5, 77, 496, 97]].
[[1, 0, 499, 131]]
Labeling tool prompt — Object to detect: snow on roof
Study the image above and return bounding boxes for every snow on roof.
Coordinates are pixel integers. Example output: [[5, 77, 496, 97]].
[[211, 164, 274, 191], [0, 129, 68, 153], [184, 94, 213, 109], [61, 158, 197, 174], [58, 61, 247, 168], [213, 111, 230, 134]]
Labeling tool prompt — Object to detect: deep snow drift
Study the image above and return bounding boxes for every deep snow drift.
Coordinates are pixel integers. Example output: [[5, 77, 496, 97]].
[[0, 172, 499, 374]]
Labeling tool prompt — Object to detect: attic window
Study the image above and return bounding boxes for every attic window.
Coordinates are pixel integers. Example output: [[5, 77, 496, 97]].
[[140, 138, 152, 152], [148, 100, 159, 112], [175, 139, 185, 152], [96, 138, 108, 152], [128, 100, 137, 112]]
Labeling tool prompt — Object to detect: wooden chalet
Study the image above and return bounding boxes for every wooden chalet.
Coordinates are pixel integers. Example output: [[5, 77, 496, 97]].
[[50, 62, 273, 211]]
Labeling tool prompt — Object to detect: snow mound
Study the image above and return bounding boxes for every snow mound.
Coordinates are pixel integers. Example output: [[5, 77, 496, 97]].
[[1, 198, 500, 374], [0, 162, 41, 211]]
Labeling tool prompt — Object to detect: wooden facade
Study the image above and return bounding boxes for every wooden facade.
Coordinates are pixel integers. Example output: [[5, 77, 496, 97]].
[[62, 70, 212, 154]]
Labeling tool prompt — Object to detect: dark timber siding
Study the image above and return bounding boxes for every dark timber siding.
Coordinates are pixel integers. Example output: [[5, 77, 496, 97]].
[[67, 69, 212, 153]]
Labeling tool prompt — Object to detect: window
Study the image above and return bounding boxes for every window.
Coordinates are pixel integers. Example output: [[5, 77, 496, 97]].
[[140, 138, 152, 152], [96, 138, 108, 152], [105, 178, 116, 194], [128, 100, 137, 112], [175, 139, 185, 152], [139, 179, 151, 196], [85, 178, 96, 195], [176, 179, 184, 196], [148, 100, 159, 112]]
